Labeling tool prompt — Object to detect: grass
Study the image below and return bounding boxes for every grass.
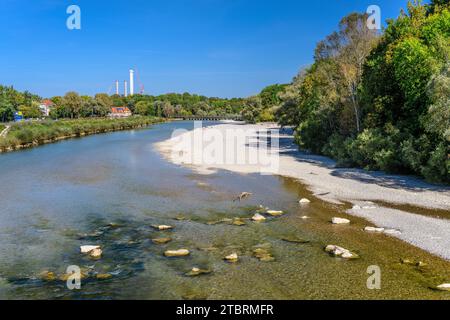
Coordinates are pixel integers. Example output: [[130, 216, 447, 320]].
[[0, 116, 162, 152]]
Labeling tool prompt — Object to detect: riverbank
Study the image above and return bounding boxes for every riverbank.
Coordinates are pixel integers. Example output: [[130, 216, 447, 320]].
[[0, 117, 163, 153], [156, 122, 450, 260]]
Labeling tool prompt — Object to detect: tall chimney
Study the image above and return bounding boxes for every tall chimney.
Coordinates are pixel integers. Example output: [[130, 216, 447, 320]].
[[124, 80, 128, 97], [129, 69, 135, 96], [115, 80, 119, 95]]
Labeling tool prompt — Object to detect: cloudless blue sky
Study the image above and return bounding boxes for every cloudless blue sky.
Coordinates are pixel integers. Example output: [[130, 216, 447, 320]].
[[0, 0, 420, 98]]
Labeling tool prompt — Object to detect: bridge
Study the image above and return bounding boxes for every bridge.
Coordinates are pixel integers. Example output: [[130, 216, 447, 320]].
[[173, 115, 243, 121]]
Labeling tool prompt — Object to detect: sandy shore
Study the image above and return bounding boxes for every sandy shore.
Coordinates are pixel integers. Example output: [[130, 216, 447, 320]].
[[156, 122, 450, 260]]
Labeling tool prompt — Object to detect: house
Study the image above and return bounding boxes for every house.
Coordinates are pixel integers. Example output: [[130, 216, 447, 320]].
[[38, 99, 54, 116], [109, 106, 132, 118]]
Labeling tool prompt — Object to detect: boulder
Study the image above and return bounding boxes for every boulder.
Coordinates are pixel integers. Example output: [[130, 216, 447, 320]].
[[152, 237, 172, 245], [331, 217, 351, 225], [252, 213, 266, 222], [185, 267, 212, 277], [224, 253, 239, 263], [436, 283, 450, 291], [232, 218, 246, 226], [152, 225, 174, 231], [164, 249, 190, 257], [299, 198, 311, 204], [80, 245, 100, 254], [266, 210, 284, 217], [325, 245, 358, 259], [364, 226, 385, 233]]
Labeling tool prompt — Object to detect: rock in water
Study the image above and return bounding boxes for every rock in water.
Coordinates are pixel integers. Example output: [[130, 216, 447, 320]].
[[89, 248, 103, 259], [364, 226, 385, 233], [232, 218, 246, 226], [252, 213, 266, 222], [185, 267, 212, 277], [96, 273, 113, 280], [164, 249, 190, 257], [436, 283, 450, 291], [80, 245, 100, 254], [299, 198, 311, 204], [224, 253, 239, 263], [253, 248, 275, 262], [331, 217, 351, 225], [39, 271, 57, 282], [152, 225, 174, 231], [325, 245, 359, 259], [152, 237, 172, 245], [266, 210, 284, 217]]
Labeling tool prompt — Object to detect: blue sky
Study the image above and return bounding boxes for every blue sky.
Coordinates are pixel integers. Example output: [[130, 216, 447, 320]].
[[0, 0, 417, 98]]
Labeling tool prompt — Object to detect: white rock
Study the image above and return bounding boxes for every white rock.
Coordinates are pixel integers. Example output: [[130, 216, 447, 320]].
[[341, 252, 354, 259], [364, 226, 385, 233], [383, 229, 402, 235], [331, 217, 351, 225], [224, 253, 239, 262], [436, 283, 450, 291], [300, 216, 310, 219], [80, 245, 100, 254], [164, 249, 190, 257], [266, 210, 284, 216], [152, 225, 174, 231], [362, 206, 377, 210], [299, 198, 311, 204], [252, 213, 266, 222], [352, 205, 362, 210]]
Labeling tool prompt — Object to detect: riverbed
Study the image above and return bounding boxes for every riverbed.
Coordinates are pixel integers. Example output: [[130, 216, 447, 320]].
[[0, 121, 449, 299]]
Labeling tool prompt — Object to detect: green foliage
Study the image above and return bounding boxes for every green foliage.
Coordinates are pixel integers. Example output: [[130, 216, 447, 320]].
[[273, 2, 450, 184], [0, 117, 161, 151]]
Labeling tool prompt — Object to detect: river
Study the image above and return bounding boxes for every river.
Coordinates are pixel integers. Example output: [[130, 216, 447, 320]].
[[0, 121, 448, 299]]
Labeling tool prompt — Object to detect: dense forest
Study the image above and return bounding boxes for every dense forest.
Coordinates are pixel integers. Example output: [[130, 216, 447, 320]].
[[273, 0, 449, 183]]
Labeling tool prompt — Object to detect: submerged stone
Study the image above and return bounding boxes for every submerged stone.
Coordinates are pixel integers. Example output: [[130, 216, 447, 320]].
[[152, 237, 172, 245], [436, 283, 450, 291], [281, 237, 310, 244], [80, 245, 101, 254], [253, 248, 275, 262], [299, 198, 311, 204], [39, 271, 57, 282], [96, 273, 113, 280]]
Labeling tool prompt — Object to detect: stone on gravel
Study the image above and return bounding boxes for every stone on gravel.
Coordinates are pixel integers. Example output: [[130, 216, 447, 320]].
[[364, 226, 385, 233], [152, 225, 174, 231], [325, 245, 359, 259], [331, 217, 351, 225], [252, 213, 266, 222], [266, 210, 284, 217], [224, 253, 239, 263], [436, 283, 450, 291]]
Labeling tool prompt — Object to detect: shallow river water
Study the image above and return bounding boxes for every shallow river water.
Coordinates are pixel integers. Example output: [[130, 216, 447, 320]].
[[0, 121, 449, 300]]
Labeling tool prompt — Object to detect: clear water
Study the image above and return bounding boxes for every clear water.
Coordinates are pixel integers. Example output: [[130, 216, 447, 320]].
[[0, 121, 449, 300]]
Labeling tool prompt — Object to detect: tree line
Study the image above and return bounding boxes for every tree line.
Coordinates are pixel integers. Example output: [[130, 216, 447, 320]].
[[273, 0, 449, 183]]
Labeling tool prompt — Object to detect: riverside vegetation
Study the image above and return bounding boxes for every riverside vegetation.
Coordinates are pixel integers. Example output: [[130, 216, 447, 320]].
[[0, 117, 161, 152], [0, 1, 448, 183]]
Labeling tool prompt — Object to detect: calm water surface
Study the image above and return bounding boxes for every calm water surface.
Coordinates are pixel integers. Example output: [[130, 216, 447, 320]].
[[0, 121, 449, 299]]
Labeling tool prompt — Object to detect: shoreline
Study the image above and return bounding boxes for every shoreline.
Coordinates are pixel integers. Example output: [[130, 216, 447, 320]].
[[156, 122, 450, 260], [0, 117, 164, 154]]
